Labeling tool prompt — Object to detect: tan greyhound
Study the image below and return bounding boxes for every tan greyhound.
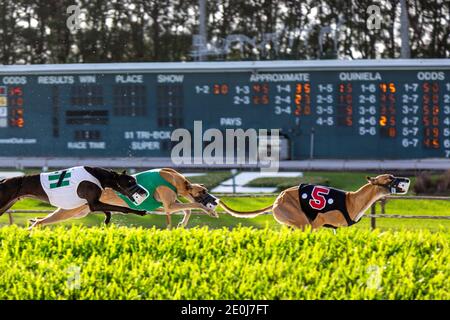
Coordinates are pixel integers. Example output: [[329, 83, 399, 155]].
[[29, 168, 219, 229], [218, 174, 410, 230]]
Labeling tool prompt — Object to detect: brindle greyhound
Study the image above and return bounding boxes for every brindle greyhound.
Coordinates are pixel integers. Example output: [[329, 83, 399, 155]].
[[218, 174, 410, 230], [0, 166, 148, 228]]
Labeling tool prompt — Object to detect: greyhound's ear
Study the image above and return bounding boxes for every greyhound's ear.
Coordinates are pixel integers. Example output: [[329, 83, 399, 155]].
[[121, 170, 127, 175], [185, 181, 192, 190], [366, 176, 374, 184], [110, 170, 119, 177], [200, 184, 206, 188]]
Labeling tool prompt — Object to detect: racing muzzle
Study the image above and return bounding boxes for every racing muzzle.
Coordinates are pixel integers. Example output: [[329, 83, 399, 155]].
[[126, 184, 149, 205], [195, 193, 219, 210], [388, 177, 410, 194]]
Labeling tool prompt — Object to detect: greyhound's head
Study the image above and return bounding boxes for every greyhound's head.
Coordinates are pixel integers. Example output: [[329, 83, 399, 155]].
[[113, 170, 148, 204], [185, 181, 219, 218], [366, 174, 410, 195]]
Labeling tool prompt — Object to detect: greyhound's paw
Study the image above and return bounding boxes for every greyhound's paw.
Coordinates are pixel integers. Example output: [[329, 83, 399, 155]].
[[136, 210, 147, 216], [28, 217, 42, 225], [27, 220, 39, 231], [207, 209, 219, 218]]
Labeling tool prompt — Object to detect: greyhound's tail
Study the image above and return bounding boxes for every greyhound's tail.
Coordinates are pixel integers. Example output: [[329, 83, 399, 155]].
[[218, 199, 273, 218]]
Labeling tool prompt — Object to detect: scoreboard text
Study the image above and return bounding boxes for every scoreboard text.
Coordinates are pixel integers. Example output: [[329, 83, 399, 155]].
[[0, 60, 449, 159]]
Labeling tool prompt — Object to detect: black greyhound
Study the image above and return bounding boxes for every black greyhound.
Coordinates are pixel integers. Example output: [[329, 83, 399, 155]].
[[0, 166, 147, 225]]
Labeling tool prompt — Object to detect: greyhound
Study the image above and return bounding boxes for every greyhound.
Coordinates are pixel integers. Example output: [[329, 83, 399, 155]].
[[218, 174, 410, 230], [0, 166, 148, 228], [27, 168, 219, 229]]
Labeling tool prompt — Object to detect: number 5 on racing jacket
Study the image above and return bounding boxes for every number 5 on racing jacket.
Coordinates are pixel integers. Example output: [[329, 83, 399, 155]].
[[298, 184, 358, 228]]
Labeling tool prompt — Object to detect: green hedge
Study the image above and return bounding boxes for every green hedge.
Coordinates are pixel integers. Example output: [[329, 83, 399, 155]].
[[0, 225, 448, 300]]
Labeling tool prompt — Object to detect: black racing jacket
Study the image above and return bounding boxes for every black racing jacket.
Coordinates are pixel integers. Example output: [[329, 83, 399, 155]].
[[298, 184, 357, 228]]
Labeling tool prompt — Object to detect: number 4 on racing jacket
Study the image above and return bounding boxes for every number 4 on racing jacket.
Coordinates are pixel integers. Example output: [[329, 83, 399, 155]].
[[298, 184, 359, 229]]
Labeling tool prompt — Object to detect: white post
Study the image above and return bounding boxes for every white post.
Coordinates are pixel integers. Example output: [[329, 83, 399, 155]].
[[309, 128, 315, 160]]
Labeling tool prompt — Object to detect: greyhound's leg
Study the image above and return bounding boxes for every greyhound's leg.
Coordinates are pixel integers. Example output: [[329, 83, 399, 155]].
[[0, 200, 17, 217], [165, 206, 191, 229], [78, 182, 146, 217], [166, 213, 172, 229], [1, 176, 49, 217], [155, 186, 217, 216], [99, 188, 127, 206], [29, 206, 90, 230], [176, 196, 196, 228], [177, 209, 192, 228], [272, 205, 310, 230], [178, 192, 220, 227], [163, 202, 215, 216], [310, 211, 344, 229], [154, 187, 176, 229], [161, 200, 192, 228], [0, 182, 18, 216], [155, 187, 217, 229], [88, 200, 146, 216], [104, 212, 112, 225], [100, 189, 146, 219]]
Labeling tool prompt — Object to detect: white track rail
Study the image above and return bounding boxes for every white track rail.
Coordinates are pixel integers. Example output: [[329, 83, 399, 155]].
[[1, 157, 450, 170]]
